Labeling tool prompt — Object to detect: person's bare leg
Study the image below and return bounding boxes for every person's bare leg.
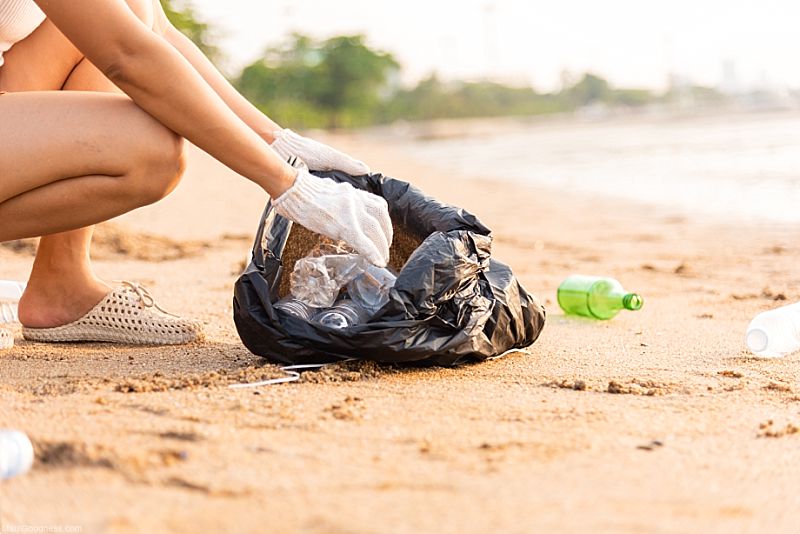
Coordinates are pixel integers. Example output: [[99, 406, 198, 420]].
[[23, 229, 106, 328], [0, 2, 182, 328], [0, 91, 185, 327], [22, 58, 139, 328]]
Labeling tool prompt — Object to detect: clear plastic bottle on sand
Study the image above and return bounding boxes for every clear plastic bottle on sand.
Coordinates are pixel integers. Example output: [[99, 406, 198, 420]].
[[0, 430, 34, 480], [745, 302, 800, 358], [274, 297, 318, 321], [0, 280, 26, 324], [313, 299, 370, 329], [347, 265, 397, 314], [557, 275, 643, 320]]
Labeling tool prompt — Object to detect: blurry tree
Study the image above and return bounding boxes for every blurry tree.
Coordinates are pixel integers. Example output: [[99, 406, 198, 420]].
[[660, 84, 727, 111], [236, 34, 399, 128], [611, 88, 653, 107], [564, 73, 611, 106], [384, 75, 454, 120], [559, 73, 658, 109], [159, 0, 221, 64], [317, 36, 400, 126], [384, 76, 567, 122]]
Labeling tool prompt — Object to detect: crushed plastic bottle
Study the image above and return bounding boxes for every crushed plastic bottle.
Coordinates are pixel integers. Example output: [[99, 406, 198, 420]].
[[289, 239, 368, 308], [0, 430, 34, 480], [347, 265, 397, 314], [288, 239, 396, 323], [312, 299, 370, 329], [746, 301, 800, 358], [0, 280, 26, 324]]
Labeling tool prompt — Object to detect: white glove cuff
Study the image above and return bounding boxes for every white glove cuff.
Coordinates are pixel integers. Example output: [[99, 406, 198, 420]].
[[270, 129, 302, 160], [271, 169, 319, 220]]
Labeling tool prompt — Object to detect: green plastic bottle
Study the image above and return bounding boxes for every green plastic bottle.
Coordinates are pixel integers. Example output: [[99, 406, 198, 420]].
[[557, 275, 643, 320]]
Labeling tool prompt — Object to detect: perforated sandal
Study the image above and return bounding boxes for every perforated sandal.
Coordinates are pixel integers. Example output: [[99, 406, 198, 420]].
[[21, 281, 203, 345], [0, 328, 13, 349]]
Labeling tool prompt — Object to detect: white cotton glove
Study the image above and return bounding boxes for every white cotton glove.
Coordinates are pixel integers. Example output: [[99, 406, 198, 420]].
[[271, 129, 371, 175], [272, 167, 392, 267]]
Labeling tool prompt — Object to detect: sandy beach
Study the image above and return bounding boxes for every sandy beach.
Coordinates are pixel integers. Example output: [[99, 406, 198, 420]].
[[1, 119, 799, 533]]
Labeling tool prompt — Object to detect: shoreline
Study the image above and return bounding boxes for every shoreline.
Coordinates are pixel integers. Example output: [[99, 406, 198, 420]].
[[324, 127, 800, 238], [353, 111, 800, 228], [357, 105, 800, 141]]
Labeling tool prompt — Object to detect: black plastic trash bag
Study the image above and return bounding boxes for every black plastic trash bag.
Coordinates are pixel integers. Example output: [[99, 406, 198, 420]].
[[233, 170, 545, 366]]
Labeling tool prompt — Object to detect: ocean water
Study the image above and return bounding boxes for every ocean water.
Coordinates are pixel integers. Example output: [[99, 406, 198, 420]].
[[398, 112, 800, 224]]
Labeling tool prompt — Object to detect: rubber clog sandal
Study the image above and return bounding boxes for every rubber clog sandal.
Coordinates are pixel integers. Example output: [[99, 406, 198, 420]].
[[21, 281, 203, 345], [0, 328, 13, 349]]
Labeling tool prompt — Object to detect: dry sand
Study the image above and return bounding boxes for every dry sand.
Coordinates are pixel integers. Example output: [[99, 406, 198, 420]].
[[1, 125, 800, 533]]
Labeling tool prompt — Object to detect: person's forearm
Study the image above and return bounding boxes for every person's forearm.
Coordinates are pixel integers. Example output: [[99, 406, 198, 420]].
[[109, 34, 293, 198], [165, 26, 282, 142]]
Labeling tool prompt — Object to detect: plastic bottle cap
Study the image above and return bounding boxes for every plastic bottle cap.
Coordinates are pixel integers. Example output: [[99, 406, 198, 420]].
[[319, 311, 350, 329], [746, 328, 769, 354]]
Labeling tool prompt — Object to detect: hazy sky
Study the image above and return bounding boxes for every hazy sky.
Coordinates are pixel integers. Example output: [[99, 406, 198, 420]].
[[191, 0, 800, 92]]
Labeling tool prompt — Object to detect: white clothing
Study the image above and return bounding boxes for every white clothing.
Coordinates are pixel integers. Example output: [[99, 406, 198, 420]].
[[0, 0, 46, 67]]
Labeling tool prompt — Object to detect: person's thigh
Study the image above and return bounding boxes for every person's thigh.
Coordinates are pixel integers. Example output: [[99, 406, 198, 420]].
[[0, 0, 160, 93], [0, 91, 177, 202], [0, 19, 82, 92]]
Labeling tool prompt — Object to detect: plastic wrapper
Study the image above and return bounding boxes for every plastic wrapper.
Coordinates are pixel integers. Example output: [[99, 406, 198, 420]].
[[233, 170, 546, 366]]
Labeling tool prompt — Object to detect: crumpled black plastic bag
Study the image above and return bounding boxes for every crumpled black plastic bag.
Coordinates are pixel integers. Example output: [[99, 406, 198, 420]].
[[233, 170, 545, 366]]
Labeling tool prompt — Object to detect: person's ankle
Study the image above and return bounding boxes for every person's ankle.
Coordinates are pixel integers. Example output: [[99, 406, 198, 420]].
[[18, 278, 110, 328]]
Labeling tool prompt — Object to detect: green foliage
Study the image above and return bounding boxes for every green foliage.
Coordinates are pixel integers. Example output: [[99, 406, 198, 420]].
[[661, 84, 727, 107], [383, 76, 568, 122], [564, 73, 611, 106], [236, 34, 399, 129], [611, 88, 654, 107], [558, 73, 661, 109], [159, 0, 221, 64]]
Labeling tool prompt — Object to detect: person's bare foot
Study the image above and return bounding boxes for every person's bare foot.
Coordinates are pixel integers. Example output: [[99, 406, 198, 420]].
[[18, 277, 111, 328]]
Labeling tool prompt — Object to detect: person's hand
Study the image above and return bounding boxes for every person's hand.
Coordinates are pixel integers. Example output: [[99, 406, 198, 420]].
[[271, 129, 370, 175], [272, 167, 392, 266]]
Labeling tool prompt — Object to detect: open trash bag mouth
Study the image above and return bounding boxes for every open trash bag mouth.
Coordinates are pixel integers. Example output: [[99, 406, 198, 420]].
[[233, 170, 545, 367]]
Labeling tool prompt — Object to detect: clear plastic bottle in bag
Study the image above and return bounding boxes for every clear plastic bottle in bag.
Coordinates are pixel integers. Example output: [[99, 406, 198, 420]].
[[312, 299, 370, 329], [746, 301, 800, 358], [289, 239, 368, 308], [273, 296, 318, 321], [347, 265, 397, 314]]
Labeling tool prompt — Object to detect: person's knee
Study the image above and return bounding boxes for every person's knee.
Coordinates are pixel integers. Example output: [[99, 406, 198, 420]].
[[128, 127, 186, 206]]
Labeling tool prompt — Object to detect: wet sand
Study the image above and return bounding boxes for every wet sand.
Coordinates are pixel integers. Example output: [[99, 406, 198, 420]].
[[1, 125, 799, 533]]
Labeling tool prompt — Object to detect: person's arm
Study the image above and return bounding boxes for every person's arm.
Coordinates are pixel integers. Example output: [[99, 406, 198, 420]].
[[160, 18, 282, 142], [35, 0, 294, 198]]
